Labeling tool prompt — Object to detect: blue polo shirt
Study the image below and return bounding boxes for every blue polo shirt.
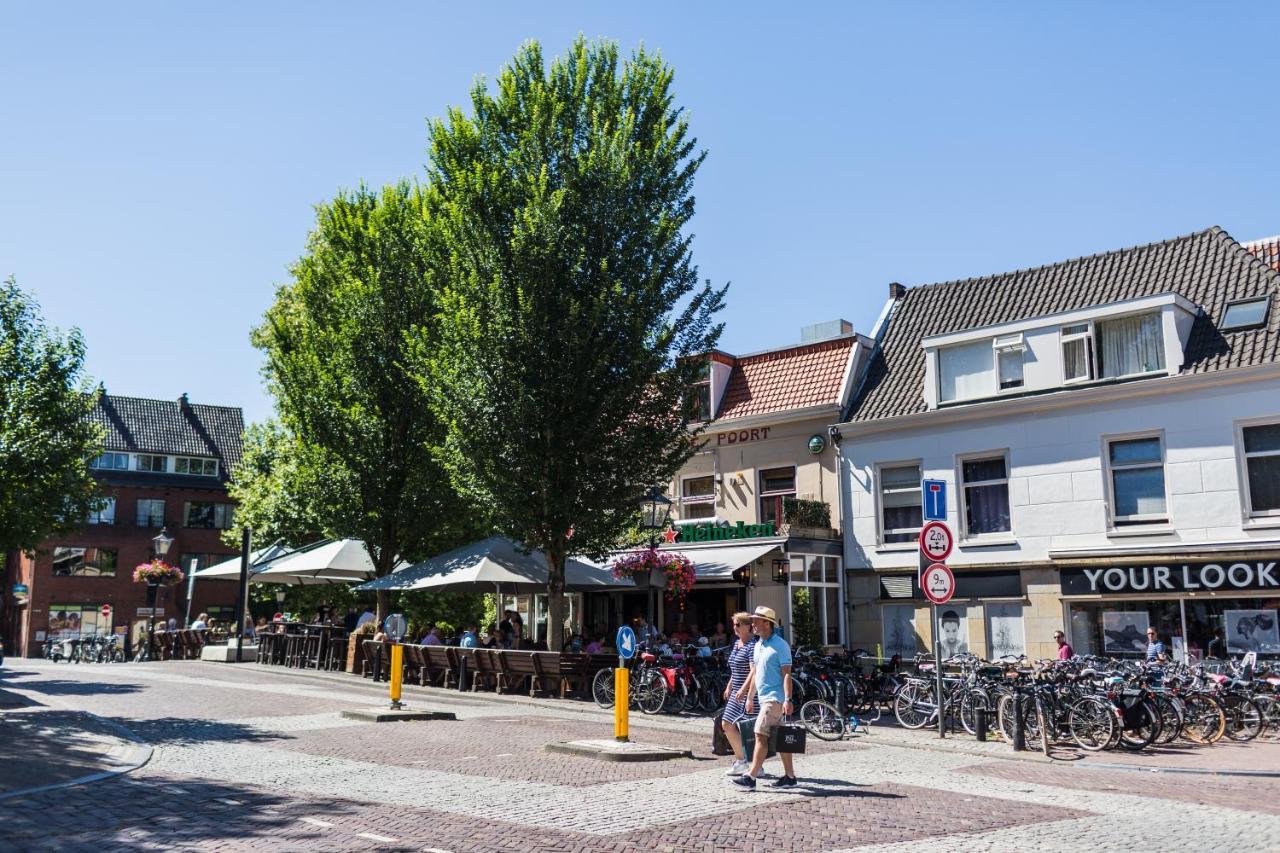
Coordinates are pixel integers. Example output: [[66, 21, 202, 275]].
[[1146, 640, 1165, 661], [752, 631, 792, 704]]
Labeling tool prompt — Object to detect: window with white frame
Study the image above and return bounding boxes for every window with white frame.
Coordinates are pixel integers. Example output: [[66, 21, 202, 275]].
[[136, 498, 166, 528], [1241, 422, 1280, 517], [136, 454, 168, 473], [993, 334, 1025, 391], [1062, 313, 1165, 384], [1106, 435, 1167, 526], [184, 501, 234, 529], [174, 457, 218, 476], [938, 340, 994, 402], [87, 497, 116, 525], [679, 474, 716, 520], [89, 452, 129, 470], [879, 463, 922, 543], [789, 555, 843, 646], [759, 466, 796, 527], [960, 455, 1010, 536]]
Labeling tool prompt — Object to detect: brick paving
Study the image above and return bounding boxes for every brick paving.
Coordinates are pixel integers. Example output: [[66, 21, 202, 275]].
[[3, 659, 1280, 852]]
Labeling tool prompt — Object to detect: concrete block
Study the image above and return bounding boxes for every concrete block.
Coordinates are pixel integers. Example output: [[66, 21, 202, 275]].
[[340, 708, 457, 723], [199, 644, 258, 663], [545, 740, 692, 762]]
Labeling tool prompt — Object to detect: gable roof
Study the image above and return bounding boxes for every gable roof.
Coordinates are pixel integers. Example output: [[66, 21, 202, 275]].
[[849, 226, 1280, 423], [92, 394, 245, 476], [1244, 235, 1280, 273], [716, 336, 856, 421]]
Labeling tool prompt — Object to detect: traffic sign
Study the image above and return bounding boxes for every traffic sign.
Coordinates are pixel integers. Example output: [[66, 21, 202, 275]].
[[922, 479, 947, 521], [100, 604, 112, 617], [922, 563, 955, 605], [384, 612, 407, 642], [616, 625, 637, 660], [918, 520, 954, 562]]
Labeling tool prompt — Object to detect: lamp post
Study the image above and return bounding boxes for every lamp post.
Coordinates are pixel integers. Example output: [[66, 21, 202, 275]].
[[639, 489, 673, 637], [146, 527, 173, 662]]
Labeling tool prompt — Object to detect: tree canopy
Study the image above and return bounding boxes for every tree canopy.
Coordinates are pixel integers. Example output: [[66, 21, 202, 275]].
[[420, 38, 725, 649], [0, 276, 103, 555], [251, 183, 482, 618]]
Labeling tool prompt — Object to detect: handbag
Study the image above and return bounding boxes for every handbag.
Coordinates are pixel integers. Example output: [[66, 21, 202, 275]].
[[711, 709, 734, 756], [775, 716, 807, 754]]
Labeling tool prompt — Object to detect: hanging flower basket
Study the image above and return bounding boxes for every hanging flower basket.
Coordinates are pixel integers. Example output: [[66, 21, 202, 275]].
[[610, 547, 696, 607], [133, 560, 184, 586]]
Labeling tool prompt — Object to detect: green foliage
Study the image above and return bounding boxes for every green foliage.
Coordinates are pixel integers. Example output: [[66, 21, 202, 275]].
[[419, 38, 726, 650], [0, 277, 104, 555], [791, 587, 821, 651], [396, 589, 485, 638], [783, 498, 831, 529], [252, 183, 487, 616]]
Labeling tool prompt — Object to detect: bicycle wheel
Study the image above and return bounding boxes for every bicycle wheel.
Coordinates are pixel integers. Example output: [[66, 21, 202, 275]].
[[1035, 699, 1052, 757], [800, 699, 846, 741], [1154, 695, 1184, 745], [1254, 694, 1280, 738], [592, 669, 616, 709], [1117, 698, 1158, 751], [893, 682, 935, 730], [636, 672, 668, 715], [958, 689, 992, 737], [1185, 694, 1226, 744], [1224, 695, 1265, 742], [1067, 696, 1115, 752], [671, 677, 692, 714]]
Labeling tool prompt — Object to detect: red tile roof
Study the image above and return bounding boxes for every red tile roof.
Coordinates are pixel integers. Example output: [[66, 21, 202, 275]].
[[716, 337, 855, 421], [1244, 235, 1280, 273]]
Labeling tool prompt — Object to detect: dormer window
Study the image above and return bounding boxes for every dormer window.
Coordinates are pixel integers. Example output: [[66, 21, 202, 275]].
[[1061, 323, 1094, 382], [993, 334, 1025, 391], [692, 361, 712, 421], [1061, 312, 1164, 384]]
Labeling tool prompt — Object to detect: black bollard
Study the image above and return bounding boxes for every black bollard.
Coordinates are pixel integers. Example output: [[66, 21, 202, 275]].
[[373, 643, 384, 683], [1012, 693, 1026, 751], [975, 706, 988, 742]]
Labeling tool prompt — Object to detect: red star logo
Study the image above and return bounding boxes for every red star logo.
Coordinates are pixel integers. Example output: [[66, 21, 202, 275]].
[[662, 526, 680, 544]]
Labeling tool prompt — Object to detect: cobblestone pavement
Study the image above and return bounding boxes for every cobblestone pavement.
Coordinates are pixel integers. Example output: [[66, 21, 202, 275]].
[[2, 659, 1279, 852]]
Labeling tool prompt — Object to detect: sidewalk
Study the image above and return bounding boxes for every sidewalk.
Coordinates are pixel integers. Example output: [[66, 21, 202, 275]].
[[0, 709, 152, 799], [248, 661, 1280, 776]]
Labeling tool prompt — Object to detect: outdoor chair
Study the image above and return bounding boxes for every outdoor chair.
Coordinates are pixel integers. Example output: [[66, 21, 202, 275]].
[[469, 648, 498, 692], [403, 644, 427, 685], [423, 645, 456, 687], [498, 650, 539, 696], [554, 652, 592, 699], [325, 635, 349, 671]]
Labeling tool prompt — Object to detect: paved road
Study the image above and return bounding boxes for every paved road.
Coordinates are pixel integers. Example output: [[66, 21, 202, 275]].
[[2, 659, 1278, 852]]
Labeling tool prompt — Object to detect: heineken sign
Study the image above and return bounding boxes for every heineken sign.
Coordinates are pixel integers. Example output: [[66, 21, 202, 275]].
[[1060, 559, 1280, 596], [667, 521, 778, 543]]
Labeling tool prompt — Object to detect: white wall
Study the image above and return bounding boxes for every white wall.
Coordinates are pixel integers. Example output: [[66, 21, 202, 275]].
[[842, 374, 1280, 571]]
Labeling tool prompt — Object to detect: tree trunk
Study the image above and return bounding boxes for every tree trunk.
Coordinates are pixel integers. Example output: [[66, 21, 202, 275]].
[[546, 549, 566, 652], [376, 589, 390, 625]]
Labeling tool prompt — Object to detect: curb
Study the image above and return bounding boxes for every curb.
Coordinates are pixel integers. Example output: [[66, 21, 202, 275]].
[[0, 716, 153, 803]]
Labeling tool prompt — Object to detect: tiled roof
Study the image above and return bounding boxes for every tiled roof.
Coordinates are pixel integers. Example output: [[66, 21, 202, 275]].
[[92, 394, 245, 476], [716, 336, 855, 420], [849, 226, 1280, 422], [1244, 235, 1280, 273]]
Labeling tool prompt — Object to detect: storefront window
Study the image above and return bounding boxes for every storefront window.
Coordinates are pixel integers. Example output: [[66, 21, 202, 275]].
[[986, 603, 1025, 658], [48, 604, 111, 640], [788, 554, 842, 646], [1068, 600, 1182, 659], [1184, 598, 1280, 659]]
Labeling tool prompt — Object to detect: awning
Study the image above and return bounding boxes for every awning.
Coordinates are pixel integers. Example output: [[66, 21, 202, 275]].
[[676, 542, 781, 581]]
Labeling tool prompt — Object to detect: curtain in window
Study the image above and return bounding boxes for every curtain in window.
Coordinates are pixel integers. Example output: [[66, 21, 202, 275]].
[[1098, 313, 1164, 378], [1063, 337, 1089, 380], [939, 340, 993, 402], [965, 484, 1010, 534]]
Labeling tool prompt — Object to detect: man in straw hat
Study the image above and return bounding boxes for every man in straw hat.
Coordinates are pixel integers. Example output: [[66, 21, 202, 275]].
[[732, 605, 798, 789]]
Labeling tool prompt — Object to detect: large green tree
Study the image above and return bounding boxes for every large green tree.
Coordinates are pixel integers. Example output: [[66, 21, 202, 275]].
[[421, 39, 726, 650], [0, 277, 103, 555], [253, 183, 479, 619]]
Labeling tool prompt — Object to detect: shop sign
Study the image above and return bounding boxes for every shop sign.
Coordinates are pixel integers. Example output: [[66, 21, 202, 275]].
[[1060, 560, 1280, 596], [669, 521, 777, 543], [715, 427, 771, 446]]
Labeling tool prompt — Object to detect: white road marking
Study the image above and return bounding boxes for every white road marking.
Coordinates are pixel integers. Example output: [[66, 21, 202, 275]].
[[357, 832, 397, 842], [219, 798, 243, 805], [495, 752, 514, 757], [299, 817, 333, 828]]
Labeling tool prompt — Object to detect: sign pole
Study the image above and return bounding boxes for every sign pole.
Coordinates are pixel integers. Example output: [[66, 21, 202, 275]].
[[389, 643, 404, 710], [614, 625, 637, 742], [935, 603, 945, 738]]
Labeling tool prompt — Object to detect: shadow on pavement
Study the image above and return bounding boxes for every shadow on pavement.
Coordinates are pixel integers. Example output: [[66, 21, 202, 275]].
[[110, 716, 290, 746], [0, 711, 126, 794], [10, 678, 145, 696]]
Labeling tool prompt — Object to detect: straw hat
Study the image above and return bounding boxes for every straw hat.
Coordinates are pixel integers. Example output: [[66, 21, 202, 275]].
[[751, 605, 781, 626]]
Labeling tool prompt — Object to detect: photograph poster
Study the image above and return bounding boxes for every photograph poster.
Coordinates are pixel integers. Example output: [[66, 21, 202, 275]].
[[881, 604, 918, 659], [1102, 610, 1149, 655], [1224, 610, 1280, 654], [987, 603, 1025, 659], [937, 605, 968, 658]]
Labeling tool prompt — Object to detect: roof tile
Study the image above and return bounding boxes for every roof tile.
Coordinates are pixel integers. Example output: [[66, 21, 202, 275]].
[[91, 394, 245, 479], [717, 337, 854, 420]]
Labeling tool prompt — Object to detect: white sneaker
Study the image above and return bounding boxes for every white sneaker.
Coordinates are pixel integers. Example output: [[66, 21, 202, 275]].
[[725, 758, 750, 776]]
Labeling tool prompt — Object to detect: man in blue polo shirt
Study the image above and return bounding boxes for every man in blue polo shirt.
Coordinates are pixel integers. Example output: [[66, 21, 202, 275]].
[[733, 605, 798, 789]]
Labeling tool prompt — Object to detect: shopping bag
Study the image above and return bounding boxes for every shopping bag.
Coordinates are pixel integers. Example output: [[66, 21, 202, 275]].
[[711, 709, 734, 755], [739, 715, 777, 762], [775, 718, 807, 754]]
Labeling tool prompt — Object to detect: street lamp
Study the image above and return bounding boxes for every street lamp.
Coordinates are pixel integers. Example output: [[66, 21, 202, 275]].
[[771, 558, 790, 585], [638, 489, 673, 638], [144, 528, 174, 661]]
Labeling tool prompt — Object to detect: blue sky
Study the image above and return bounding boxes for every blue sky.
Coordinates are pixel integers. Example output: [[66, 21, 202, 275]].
[[2, 3, 1277, 426]]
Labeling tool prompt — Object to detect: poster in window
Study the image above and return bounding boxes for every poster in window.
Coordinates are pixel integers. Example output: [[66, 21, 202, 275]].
[[986, 603, 1024, 659], [1225, 610, 1280, 654], [881, 605, 918, 659], [937, 606, 968, 658], [1102, 611, 1149, 655]]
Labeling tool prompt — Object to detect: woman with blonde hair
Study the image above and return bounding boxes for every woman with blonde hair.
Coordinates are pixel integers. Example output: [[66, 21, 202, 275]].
[[720, 612, 758, 776]]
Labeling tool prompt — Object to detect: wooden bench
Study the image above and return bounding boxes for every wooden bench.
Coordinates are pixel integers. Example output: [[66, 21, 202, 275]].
[[498, 650, 541, 696], [469, 648, 499, 692], [553, 652, 593, 699], [422, 645, 456, 687]]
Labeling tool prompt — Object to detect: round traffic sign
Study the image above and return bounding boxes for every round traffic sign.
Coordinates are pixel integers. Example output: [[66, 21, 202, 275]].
[[616, 625, 637, 660], [918, 520, 954, 562], [384, 612, 408, 642], [922, 563, 955, 605], [100, 604, 112, 615]]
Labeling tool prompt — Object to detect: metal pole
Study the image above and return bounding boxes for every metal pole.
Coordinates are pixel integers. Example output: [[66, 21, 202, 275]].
[[146, 583, 158, 662], [184, 567, 196, 629], [389, 643, 404, 709], [234, 527, 250, 663], [935, 603, 945, 738], [1012, 685, 1026, 751]]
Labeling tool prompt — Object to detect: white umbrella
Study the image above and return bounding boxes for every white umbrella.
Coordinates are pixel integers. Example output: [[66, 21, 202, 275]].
[[254, 538, 387, 584], [192, 544, 294, 580], [356, 535, 630, 593]]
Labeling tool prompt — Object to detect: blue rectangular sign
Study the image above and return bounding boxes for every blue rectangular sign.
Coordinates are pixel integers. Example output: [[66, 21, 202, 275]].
[[922, 479, 947, 521]]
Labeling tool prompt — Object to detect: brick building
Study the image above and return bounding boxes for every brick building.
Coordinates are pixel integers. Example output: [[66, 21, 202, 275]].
[[3, 393, 245, 657]]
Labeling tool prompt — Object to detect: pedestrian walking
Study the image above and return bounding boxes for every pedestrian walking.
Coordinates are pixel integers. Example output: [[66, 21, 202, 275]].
[[720, 612, 757, 777], [734, 605, 797, 790]]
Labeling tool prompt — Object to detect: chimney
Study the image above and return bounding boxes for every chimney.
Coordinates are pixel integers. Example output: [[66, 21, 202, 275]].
[[179, 392, 190, 410], [888, 282, 906, 300]]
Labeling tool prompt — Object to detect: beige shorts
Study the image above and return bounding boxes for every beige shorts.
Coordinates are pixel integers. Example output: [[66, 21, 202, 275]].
[[754, 700, 785, 735]]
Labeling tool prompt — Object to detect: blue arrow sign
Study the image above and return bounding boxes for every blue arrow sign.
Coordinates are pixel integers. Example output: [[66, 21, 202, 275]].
[[616, 625, 637, 660], [922, 479, 947, 521]]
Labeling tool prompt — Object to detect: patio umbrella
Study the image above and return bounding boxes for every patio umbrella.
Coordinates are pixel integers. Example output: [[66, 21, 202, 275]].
[[191, 543, 294, 580], [253, 538, 390, 584], [355, 535, 631, 593]]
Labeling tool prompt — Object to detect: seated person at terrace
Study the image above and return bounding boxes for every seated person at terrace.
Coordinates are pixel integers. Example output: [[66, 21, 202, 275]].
[[421, 625, 443, 645], [191, 613, 209, 630], [458, 625, 478, 647]]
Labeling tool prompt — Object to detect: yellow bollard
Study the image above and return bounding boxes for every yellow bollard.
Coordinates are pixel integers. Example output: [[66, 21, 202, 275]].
[[614, 667, 629, 742], [389, 643, 404, 710]]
